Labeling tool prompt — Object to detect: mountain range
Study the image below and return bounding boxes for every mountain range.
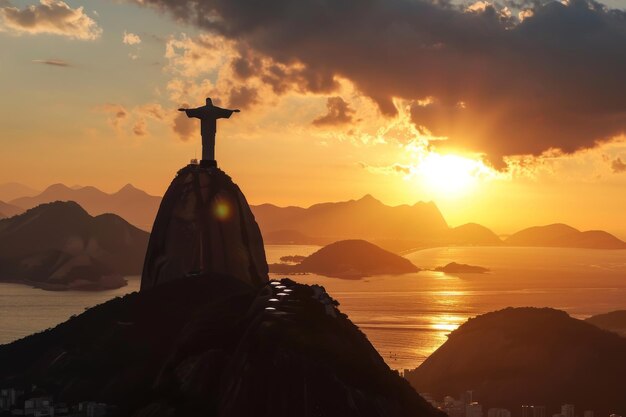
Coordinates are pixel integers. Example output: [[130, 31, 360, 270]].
[[505, 223, 626, 249], [0, 182, 38, 202], [0, 201, 149, 290], [8, 183, 161, 231], [0, 200, 23, 219], [3, 182, 625, 250], [586, 310, 626, 337], [405, 307, 626, 416]]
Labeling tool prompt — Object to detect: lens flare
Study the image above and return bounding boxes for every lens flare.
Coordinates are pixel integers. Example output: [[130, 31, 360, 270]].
[[213, 199, 231, 220]]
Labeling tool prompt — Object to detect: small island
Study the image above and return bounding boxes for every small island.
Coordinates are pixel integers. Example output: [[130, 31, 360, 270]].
[[279, 255, 307, 264], [270, 239, 420, 279], [434, 262, 490, 274]]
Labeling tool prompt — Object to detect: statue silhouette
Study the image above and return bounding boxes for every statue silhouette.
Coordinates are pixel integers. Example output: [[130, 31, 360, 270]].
[[178, 98, 240, 163]]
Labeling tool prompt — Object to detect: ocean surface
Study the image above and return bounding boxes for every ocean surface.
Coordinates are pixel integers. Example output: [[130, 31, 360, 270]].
[[2, 245, 626, 371]]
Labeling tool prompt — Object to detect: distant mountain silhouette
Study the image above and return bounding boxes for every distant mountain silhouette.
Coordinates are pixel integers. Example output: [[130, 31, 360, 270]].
[[434, 262, 489, 274], [253, 195, 450, 250], [10, 186, 626, 250], [0, 201, 149, 290], [586, 311, 626, 337], [405, 307, 626, 415], [10, 183, 161, 231], [505, 223, 626, 249], [0, 200, 23, 219], [447, 223, 502, 246], [262, 229, 330, 245], [0, 276, 445, 417], [270, 239, 419, 278], [0, 182, 38, 202]]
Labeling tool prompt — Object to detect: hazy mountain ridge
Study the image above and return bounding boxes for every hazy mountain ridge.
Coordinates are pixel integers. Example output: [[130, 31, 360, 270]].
[[10, 183, 161, 231], [586, 310, 626, 337], [254, 194, 449, 245], [505, 223, 626, 249], [0, 201, 149, 290], [405, 307, 626, 415], [0, 200, 23, 219], [6, 183, 626, 250], [0, 182, 38, 202]]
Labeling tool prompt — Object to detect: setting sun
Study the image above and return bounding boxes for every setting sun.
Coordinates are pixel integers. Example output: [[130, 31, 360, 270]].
[[417, 153, 489, 197]]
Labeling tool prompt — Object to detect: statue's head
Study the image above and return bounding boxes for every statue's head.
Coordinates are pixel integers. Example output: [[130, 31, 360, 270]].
[[205, 97, 213, 106]]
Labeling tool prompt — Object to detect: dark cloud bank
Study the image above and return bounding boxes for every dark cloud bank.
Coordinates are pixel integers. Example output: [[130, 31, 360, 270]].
[[134, 0, 626, 164]]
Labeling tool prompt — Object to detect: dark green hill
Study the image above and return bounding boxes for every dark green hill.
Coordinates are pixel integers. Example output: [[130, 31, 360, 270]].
[[405, 307, 626, 416], [270, 239, 420, 278], [0, 201, 149, 290], [0, 276, 444, 417]]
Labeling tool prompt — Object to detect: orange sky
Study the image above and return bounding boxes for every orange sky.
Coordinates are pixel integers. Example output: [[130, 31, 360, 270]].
[[1, 0, 626, 238]]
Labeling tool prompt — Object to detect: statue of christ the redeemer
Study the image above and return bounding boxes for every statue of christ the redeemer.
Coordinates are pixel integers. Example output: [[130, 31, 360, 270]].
[[178, 98, 240, 162]]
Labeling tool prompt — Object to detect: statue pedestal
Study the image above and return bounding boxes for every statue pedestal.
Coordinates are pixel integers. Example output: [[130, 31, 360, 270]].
[[200, 159, 218, 168]]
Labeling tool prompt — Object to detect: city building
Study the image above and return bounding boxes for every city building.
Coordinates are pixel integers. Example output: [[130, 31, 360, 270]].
[[419, 393, 440, 409], [443, 395, 466, 417], [523, 404, 547, 417], [78, 402, 109, 417], [462, 391, 474, 405], [466, 401, 483, 417], [561, 404, 575, 417], [488, 407, 512, 417], [24, 396, 54, 416], [1, 388, 21, 411]]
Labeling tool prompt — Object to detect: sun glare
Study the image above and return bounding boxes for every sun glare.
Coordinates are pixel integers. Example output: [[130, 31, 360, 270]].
[[417, 153, 489, 197]]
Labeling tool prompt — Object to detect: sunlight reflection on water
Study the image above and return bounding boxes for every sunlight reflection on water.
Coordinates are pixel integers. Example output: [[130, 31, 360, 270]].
[[1, 245, 626, 371]]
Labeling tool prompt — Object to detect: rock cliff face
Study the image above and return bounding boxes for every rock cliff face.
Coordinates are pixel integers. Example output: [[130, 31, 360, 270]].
[[141, 164, 268, 290]]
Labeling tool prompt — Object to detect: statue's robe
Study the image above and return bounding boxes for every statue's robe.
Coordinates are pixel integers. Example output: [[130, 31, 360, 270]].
[[184, 105, 235, 161]]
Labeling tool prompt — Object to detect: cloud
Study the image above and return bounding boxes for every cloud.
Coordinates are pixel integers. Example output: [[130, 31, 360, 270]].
[[313, 96, 355, 127], [131, 0, 626, 165], [32, 58, 70, 67], [163, 34, 266, 114], [172, 109, 195, 141], [0, 0, 102, 40], [227, 85, 258, 109], [360, 162, 413, 176], [133, 119, 148, 136], [98, 101, 200, 142], [98, 103, 128, 129], [165, 34, 233, 78], [612, 157, 626, 173], [123, 30, 141, 45]]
